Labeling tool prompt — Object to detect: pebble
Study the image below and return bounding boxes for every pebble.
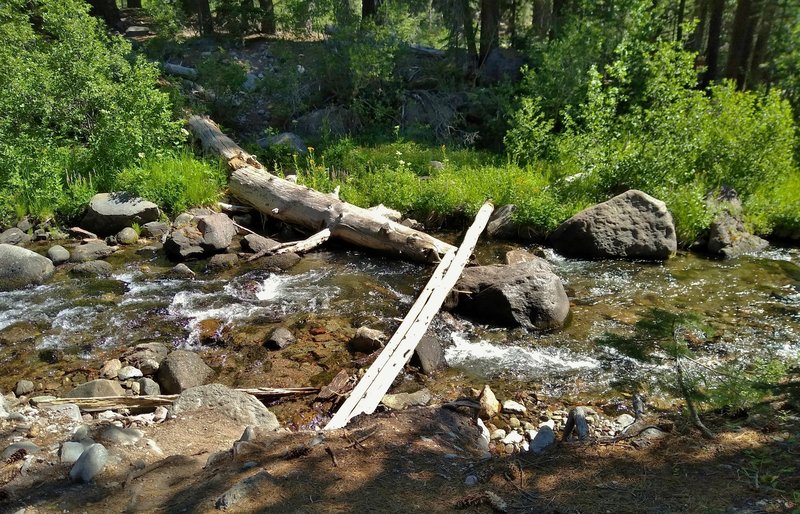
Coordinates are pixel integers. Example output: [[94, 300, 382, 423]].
[[539, 419, 556, 430], [508, 417, 521, 428], [464, 474, 479, 486], [101, 359, 122, 379], [615, 413, 636, 427], [69, 443, 108, 483], [490, 429, 506, 441], [14, 380, 34, 396], [501, 431, 524, 445], [530, 426, 556, 454]]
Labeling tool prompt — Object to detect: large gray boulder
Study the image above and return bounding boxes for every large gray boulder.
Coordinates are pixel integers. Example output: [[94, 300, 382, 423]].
[[708, 212, 768, 258], [549, 190, 677, 260], [169, 383, 279, 429], [81, 192, 160, 236], [66, 379, 125, 398], [0, 228, 32, 246], [446, 258, 570, 330], [157, 350, 214, 394], [0, 244, 54, 291], [241, 234, 280, 254], [164, 225, 206, 261], [70, 241, 115, 262], [196, 213, 236, 252]]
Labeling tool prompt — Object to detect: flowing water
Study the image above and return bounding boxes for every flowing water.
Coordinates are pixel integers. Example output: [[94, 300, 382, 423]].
[[1, 240, 798, 408]]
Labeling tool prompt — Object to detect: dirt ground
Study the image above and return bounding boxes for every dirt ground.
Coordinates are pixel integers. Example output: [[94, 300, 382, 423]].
[[2, 402, 798, 514]]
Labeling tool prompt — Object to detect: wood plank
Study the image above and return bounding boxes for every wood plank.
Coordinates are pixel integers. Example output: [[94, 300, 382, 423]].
[[325, 201, 494, 430]]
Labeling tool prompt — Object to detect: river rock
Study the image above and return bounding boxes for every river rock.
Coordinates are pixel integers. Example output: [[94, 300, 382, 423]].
[[14, 380, 34, 396], [501, 430, 524, 445], [206, 253, 238, 271], [707, 212, 768, 258], [550, 190, 677, 260], [168, 262, 196, 279], [502, 400, 527, 415], [1, 441, 39, 460], [197, 213, 236, 252], [0, 244, 55, 291], [100, 359, 122, 379], [0, 227, 32, 246], [479, 385, 500, 418], [69, 443, 108, 483], [257, 132, 308, 155], [447, 259, 569, 330], [70, 260, 113, 277], [138, 377, 161, 396], [505, 249, 539, 265], [265, 327, 295, 350], [66, 379, 125, 398], [216, 470, 273, 510], [410, 335, 446, 375], [349, 326, 386, 353], [169, 383, 279, 428], [118, 365, 143, 381], [70, 241, 115, 262], [141, 221, 170, 239], [124, 342, 169, 373], [530, 425, 556, 453], [381, 388, 431, 410], [157, 350, 214, 394], [47, 245, 70, 265], [116, 227, 139, 245], [81, 192, 160, 236], [101, 426, 144, 445], [165, 225, 206, 261], [241, 234, 280, 254], [615, 413, 636, 427], [60, 441, 92, 464]]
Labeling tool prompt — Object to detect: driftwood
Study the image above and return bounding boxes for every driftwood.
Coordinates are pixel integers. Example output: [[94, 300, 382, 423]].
[[187, 116, 456, 263], [37, 387, 319, 412], [247, 228, 331, 261], [162, 62, 198, 79], [325, 202, 494, 430]]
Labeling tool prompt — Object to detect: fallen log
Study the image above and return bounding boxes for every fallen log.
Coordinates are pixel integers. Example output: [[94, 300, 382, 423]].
[[187, 116, 456, 263], [36, 387, 319, 412], [247, 228, 331, 262], [162, 62, 198, 79], [325, 201, 494, 430]]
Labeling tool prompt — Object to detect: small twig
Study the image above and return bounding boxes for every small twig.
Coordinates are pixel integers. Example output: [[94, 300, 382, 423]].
[[677, 358, 716, 440], [232, 221, 258, 235], [325, 446, 338, 467], [344, 429, 378, 449]]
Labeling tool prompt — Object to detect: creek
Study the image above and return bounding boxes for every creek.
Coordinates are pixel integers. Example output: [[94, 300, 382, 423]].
[[1, 239, 798, 421]]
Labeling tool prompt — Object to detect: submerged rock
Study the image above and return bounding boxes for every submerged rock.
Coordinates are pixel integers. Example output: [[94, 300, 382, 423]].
[[0, 244, 55, 291], [170, 383, 279, 428], [206, 253, 238, 271], [447, 258, 569, 330], [550, 189, 677, 260], [81, 192, 160, 236]]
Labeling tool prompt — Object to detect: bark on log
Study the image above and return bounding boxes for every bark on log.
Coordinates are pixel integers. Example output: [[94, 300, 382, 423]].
[[163, 62, 198, 79], [187, 116, 456, 262]]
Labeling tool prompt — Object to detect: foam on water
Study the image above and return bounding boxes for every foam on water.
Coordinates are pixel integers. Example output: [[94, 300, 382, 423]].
[[445, 332, 600, 379]]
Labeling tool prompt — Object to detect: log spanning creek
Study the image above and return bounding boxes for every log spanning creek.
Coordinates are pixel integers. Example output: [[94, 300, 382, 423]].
[[0, 239, 798, 427]]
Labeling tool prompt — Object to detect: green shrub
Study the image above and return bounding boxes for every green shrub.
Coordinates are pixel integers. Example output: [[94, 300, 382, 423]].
[[115, 153, 226, 216]]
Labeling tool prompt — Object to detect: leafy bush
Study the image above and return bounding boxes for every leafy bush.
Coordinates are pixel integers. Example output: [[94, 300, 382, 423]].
[[115, 153, 226, 216], [0, 0, 182, 223]]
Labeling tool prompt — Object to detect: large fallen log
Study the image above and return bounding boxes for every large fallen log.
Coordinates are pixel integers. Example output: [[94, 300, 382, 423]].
[[187, 116, 456, 263], [325, 201, 494, 430]]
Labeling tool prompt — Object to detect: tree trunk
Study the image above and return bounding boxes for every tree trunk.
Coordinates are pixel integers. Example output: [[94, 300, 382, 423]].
[[362, 0, 378, 18], [187, 116, 456, 263], [479, 0, 500, 64], [87, 0, 121, 27], [258, 0, 276, 34], [701, 0, 724, 88], [533, 0, 550, 39], [746, 0, 775, 87], [676, 0, 686, 41], [690, 0, 708, 53], [461, 0, 479, 65], [551, 0, 567, 39], [127, 0, 142, 8], [194, 0, 214, 35], [725, 0, 757, 89]]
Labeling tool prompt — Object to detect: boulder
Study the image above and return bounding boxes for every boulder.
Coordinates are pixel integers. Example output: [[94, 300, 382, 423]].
[[0, 244, 55, 291], [169, 383, 279, 428], [196, 213, 236, 252], [168, 263, 196, 279], [157, 350, 214, 394], [116, 227, 139, 245], [410, 335, 446, 375], [138, 377, 161, 396], [118, 365, 143, 381], [100, 359, 122, 379], [478, 48, 524, 85], [349, 326, 386, 353], [479, 385, 500, 418], [47, 245, 70, 265], [256, 252, 301, 271], [124, 342, 169, 373], [549, 190, 677, 260], [265, 327, 295, 350], [446, 259, 569, 330], [141, 221, 170, 239], [0, 227, 32, 246], [381, 388, 431, 410], [70, 241, 115, 262], [707, 212, 768, 259], [81, 192, 160, 236], [100, 426, 144, 445], [241, 234, 280, 254], [206, 253, 238, 271], [70, 260, 113, 277], [257, 132, 308, 155], [295, 106, 360, 138], [66, 379, 125, 398], [164, 225, 206, 261], [14, 380, 34, 396], [125, 25, 150, 36], [504, 249, 538, 265], [69, 443, 108, 483], [16, 218, 33, 232]]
